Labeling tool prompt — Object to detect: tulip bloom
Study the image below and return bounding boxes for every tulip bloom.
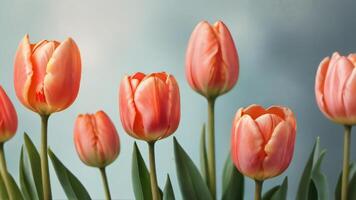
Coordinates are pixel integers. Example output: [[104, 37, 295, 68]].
[[119, 72, 180, 142], [231, 104, 296, 181], [74, 111, 120, 168], [315, 52, 356, 125], [14, 34, 81, 115], [0, 86, 18, 143], [185, 20, 239, 98]]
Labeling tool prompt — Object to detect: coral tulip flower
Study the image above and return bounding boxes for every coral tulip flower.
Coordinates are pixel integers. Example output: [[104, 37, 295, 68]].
[[315, 52, 356, 125], [119, 72, 180, 142], [231, 104, 297, 180], [0, 86, 18, 143], [14, 34, 81, 115], [74, 111, 120, 168], [185, 20, 239, 98]]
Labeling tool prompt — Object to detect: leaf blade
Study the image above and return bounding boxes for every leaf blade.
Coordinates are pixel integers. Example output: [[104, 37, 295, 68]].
[[132, 142, 152, 200]]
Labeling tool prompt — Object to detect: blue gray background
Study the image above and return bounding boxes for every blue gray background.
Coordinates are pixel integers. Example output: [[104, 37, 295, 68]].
[[1, 0, 356, 199]]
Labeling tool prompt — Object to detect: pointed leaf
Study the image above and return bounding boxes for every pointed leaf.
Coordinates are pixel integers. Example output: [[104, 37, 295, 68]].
[[222, 153, 244, 200], [311, 150, 328, 200], [163, 175, 175, 200], [200, 124, 209, 185], [173, 137, 212, 200], [132, 142, 152, 200], [19, 147, 35, 200], [263, 186, 280, 200], [48, 149, 91, 200], [8, 173, 24, 200]]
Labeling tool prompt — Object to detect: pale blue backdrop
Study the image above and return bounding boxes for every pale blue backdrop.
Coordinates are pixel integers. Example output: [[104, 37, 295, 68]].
[[1, 0, 356, 199]]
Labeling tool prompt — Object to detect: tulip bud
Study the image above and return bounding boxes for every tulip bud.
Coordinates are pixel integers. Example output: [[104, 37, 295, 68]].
[[315, 52, 356, 125], [231, 104, 296, 180], [0, 86, 18, 143], [119, 72, 180, 142], [74, 111, 120, 168], [14, 34, 81, 115], [185, 20, 239, 98]]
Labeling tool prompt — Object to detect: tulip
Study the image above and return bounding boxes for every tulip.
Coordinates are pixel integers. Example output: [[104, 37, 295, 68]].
[[74, 111, 120, 200], [231, 104, 296, 200], [0, 86, 18, 200], [185, 20, 239, 198], [315, 52, 356, 200], [13, 34, 82, 200], [0, 86, 18, 143], [119, 72, 180, 200], [185, 20, 239, 99], [14, 34, 81, 115]]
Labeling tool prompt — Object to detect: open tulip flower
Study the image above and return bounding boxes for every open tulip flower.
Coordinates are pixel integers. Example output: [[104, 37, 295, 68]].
[[119, 72, 180, 200], [231, 104, 296, 200], [13, 34, 82, 200], [315, 52, 356, 200], [74, 110, 120, 200]]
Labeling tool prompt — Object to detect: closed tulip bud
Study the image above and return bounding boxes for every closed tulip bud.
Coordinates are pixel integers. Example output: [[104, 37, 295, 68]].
[[315, 52, 356, 125], [14, 34, 81, 115], [231, 104, 296, 180], [185, 20, 239, 98], [119, 72, 180, 142], [74, 111, 120, 168], [0, 86, 18, 143]]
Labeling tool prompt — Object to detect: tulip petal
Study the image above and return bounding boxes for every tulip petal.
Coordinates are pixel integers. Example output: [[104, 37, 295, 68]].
[[43, 38, 81, 113], [263, 121, 295, 179], [14, 35, 34, 110], [343, 68, 356, 122], [324, 56, 354, 118], [255, 114, 283, 142], [242, 104, 266, 119], [0, 87, 18, 142], [119, 76, 142, 138], [134, 75, 170, 141], [163, 75, 180, 139], [315, 57, 332, 118], [213, 21, 239, 92], [267, 106, 296, 129], [231, 115, 265, 180]]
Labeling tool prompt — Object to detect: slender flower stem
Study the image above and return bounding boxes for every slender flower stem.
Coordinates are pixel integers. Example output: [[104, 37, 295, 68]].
[[148, 141, 160, 200], [341, 125, 352, 200], [254, 180, 263, 200], [40, 114, 51, 200], [207, 97, 216, 199], [0, 143, 14, 200], [99, 167, 111, 200]]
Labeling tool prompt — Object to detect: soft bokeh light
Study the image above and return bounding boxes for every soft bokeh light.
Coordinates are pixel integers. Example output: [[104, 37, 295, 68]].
[[1, 0, 356, 199]]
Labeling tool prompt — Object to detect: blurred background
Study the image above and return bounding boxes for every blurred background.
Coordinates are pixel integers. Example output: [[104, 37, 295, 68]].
[[1, 0, 356, 199]]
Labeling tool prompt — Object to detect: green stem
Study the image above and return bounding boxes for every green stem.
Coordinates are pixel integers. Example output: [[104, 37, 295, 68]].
[[40, 114, 51, 200], [148, 142, 160, 200], [0, 143, 14, 200], [254, 180, 263, 200], [100, 167, 111, 200], [341, 125, 352, 200], [207, 98, 216, 199]]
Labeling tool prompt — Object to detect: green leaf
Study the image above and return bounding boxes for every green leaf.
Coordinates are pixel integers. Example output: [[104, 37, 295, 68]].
[[335, 163, 356, 200], [199, 124, 209, 186], [173, 137, 212, 200], [296, 137, 328, 200], [263, 177, 288, 200], [222, 153, 244, 200], [48, 149, 91, 200], [163, 175, 175, 200], [19, 133, 43, 200], [0, 171, 9, 200], [8, 173, 24, 200], [132, 142, 152, 200]]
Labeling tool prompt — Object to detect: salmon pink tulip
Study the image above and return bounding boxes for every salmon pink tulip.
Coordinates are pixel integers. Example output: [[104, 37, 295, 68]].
[[231, 104, 296, 180], [74, 111, 120, 168], [185, 20, 239, 98], [315, 52, 356, 125], [0, 86, 18, 143], [119, 72, 180, 142], [14, 34, 81, 115]]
